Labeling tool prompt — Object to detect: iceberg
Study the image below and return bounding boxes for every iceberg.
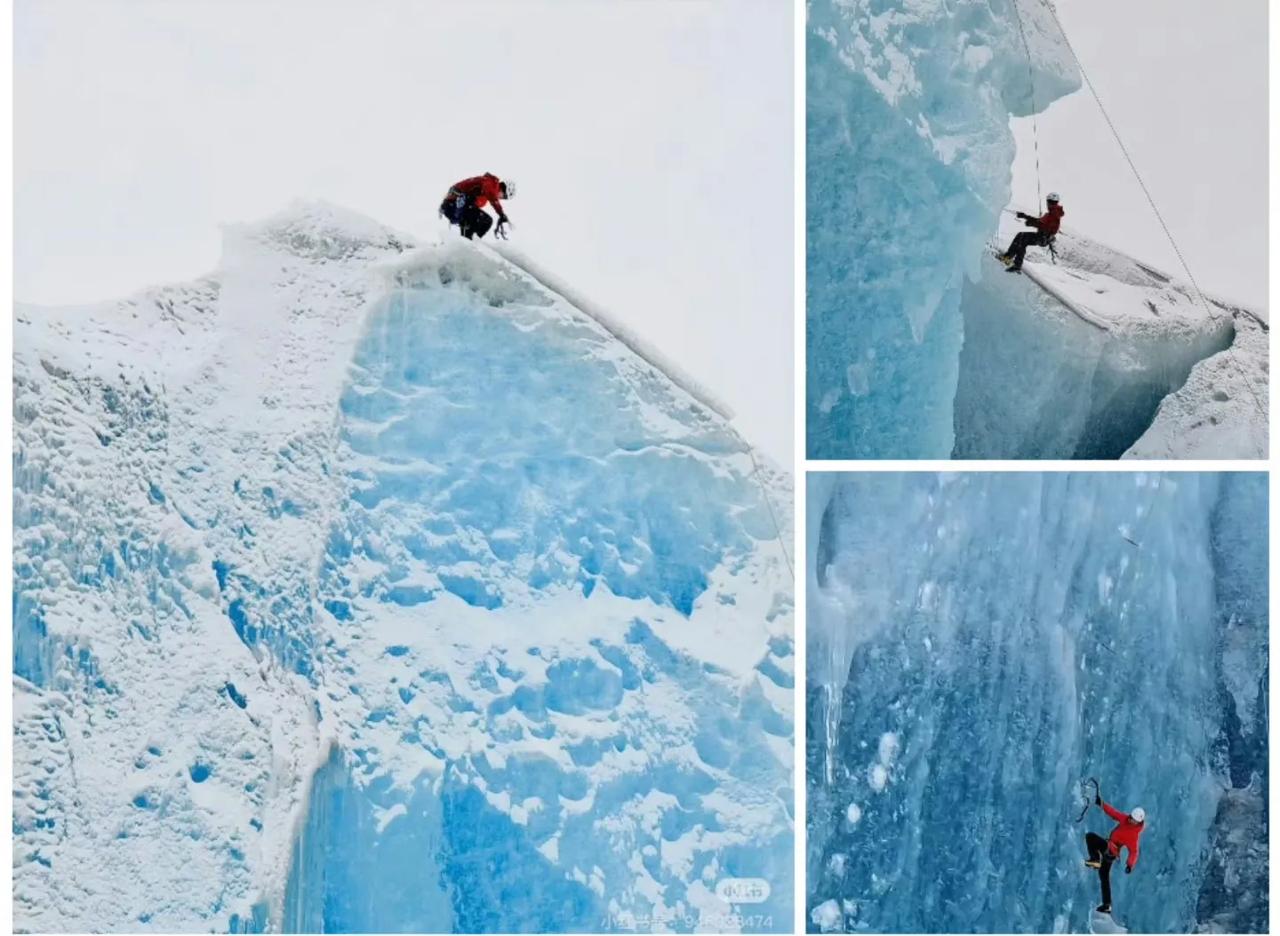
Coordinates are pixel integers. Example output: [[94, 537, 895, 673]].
[[12, 202, 794, 933], [806, 472, 1267, 933]]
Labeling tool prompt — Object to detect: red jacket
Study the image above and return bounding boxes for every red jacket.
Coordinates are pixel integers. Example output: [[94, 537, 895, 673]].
[[1031, 203, 1064, 237], [448, 173, 507, 219], [1101, 800, 1144, 870]]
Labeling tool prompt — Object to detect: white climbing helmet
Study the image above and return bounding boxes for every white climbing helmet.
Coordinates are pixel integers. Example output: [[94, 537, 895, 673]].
[[501, 179, 517, 199], [1130, 806, 1146, 823], [1046, 191, 1061, 203]]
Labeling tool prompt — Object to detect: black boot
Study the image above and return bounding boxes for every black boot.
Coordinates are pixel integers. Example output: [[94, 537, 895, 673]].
[[1096, 905, 1111, 914]]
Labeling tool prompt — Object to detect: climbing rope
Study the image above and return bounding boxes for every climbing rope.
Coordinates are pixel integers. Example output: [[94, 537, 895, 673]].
[[1037, 0, 1268, 446], [1010, 0, 1043, 213], [744, 442, 795, 580]]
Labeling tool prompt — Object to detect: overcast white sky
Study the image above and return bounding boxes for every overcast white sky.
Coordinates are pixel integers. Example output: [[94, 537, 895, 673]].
[[1010, 0, 1268, 312], [14, 0, 794, 463]]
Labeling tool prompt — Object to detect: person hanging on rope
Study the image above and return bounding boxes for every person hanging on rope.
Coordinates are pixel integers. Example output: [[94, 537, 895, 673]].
[[440, 172, 515, 240], [999, 192, 1064, 271], [1083, 787, 1145, 915]]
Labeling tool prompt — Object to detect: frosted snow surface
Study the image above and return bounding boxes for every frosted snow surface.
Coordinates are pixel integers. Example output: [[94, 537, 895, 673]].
[[807, 472, 1267, 933], [806, 0, 1079, 457], [1123, 308, 1268, 460], [954, 220, 1268, 458], [13, 201, 794, 933]]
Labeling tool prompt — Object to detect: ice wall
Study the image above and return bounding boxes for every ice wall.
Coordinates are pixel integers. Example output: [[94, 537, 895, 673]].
[[806, 472, 1267, 933], [12, 202, 794, 933], [277, 265, 796, 932], [1125, 311, 1270, 460], [1194, 473, 1268, 933], [953, 229, 1241, 458], [806, 0, 1079, 458]]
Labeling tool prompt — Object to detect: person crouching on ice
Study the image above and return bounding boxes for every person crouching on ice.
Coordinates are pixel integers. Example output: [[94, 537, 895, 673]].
[[440, 172, 514, 240], [1084, 794, 1145, 915], [999, 192, 1064, 271]]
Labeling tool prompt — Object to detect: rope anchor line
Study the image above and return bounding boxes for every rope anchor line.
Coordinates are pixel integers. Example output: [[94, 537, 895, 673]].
[[1012, 0, 1267, 449], [1010, 0, 1043, 213], [745, 444, 795, 580]]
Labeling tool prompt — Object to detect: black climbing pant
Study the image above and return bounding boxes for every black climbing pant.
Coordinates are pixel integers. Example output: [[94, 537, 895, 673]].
[[1004, 230, 1050, 269], [1086, 832, 1115, 908], [440, 196, 494, 240]]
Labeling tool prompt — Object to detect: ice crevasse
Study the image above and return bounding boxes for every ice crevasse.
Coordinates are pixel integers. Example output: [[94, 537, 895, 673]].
[[12, 202, 795, 933], [806, 0, 1267, 459], [806, 472, 1267, 934]]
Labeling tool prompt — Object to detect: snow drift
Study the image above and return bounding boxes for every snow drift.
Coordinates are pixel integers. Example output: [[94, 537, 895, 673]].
[[806, 472, 1267, 934], [12, 202, 794, 933]]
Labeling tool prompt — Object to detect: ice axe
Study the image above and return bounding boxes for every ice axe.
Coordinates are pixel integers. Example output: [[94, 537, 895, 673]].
[[1075, 777, 1100, 823]]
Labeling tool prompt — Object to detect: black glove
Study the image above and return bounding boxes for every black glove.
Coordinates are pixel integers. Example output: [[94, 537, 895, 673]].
[[1125, 865, 1132, 875], [1095, 794, 1102, 805], [495, 217, 510, 240], [1016, 212, 1030, 220]]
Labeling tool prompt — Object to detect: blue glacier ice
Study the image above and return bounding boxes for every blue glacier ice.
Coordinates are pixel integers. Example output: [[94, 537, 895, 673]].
[[12, 202, 793, 932], [806, 0, 1079, 458], [953, 223, 1265, 459], [806, 1, 1268, 459], [807, 472, 1267, 933]]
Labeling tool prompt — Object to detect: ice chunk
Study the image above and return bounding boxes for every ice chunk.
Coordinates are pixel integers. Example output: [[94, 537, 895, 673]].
[[1090, 909, 1128, 934], [811, 898, 843, 933]]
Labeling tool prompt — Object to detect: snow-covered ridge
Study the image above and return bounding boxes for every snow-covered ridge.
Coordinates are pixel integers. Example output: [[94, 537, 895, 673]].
[[953, 218, 1268, 458], [489, 243, 738, 422], [13, 200, 794, 932]]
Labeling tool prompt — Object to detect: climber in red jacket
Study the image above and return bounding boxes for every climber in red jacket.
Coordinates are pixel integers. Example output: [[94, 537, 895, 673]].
[[1084, 794, 1146, 915], [999, 192, 1064, 271], [440, 173, 515, 240]]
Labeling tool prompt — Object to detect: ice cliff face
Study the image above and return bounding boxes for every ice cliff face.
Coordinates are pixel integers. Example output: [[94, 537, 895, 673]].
[[954, 223, 1268, 459], [806, 0, 1080, 457], [806, 472, 1267, 934], [12, 202, 794, 933], [806, 0, 1268, 459]]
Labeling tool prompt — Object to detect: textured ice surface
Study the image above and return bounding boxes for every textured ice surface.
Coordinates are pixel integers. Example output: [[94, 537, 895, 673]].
[[807, 472, 1267, 933], [1090, 910, 1128, 934], [12, 201, 794, 932], [806, 1, 1266, 459], [1124, 308, 1269, 460], [806, 0, 1079, 457], [954, 222, 1267, 458]]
